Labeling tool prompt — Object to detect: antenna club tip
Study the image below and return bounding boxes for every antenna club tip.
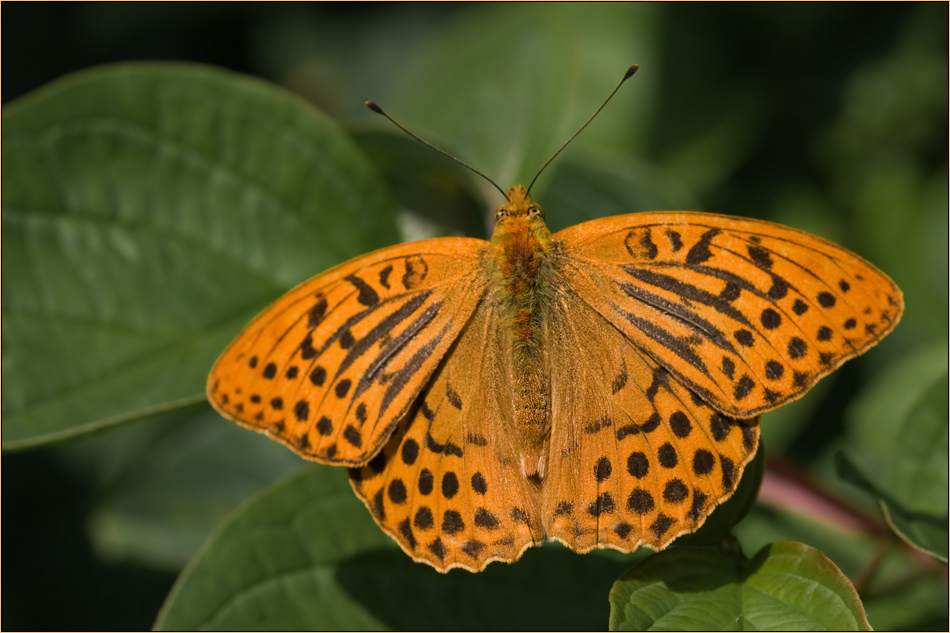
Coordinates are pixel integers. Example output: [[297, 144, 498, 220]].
[[625, 64, 639, 79], [366, 100, 383, 114]]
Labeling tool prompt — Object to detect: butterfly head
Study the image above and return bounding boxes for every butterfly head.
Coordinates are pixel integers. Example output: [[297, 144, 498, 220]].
[[493, 185, 546, 225], [489, 185, 554, 302]]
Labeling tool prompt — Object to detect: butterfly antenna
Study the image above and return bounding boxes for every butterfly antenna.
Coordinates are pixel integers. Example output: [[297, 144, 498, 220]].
[[366, 101, 509, 201], [526, 64, 639, 195]]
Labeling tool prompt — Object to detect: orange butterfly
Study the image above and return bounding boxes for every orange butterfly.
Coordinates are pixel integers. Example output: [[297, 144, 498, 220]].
[[207, 67, 903, 572]]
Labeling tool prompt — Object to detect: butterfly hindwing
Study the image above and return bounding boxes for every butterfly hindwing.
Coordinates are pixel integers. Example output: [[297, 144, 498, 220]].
[[349, 300, 545, 571], [543, 289, 759, 552], [556, 212, 903, 417], [208, 238, 487, 466]]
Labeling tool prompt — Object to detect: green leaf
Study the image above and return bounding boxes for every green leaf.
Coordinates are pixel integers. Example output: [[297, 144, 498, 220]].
[[840, 341, 949, 560], [154, 466, 393, 630], [348, 128, 487, 239], [836, 452, 948, 564], [2, 63, 396, 449], [609, 540, 871, 631], [376, 4, 660, 196], [733, 502, 946, 630], [542, 153, 701, 234], [156, 466, 642, 630], [56, 403, 305, 570]]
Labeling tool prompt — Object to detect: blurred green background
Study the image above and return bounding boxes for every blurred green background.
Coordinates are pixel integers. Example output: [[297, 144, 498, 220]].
[[4, 2, 947, 629]]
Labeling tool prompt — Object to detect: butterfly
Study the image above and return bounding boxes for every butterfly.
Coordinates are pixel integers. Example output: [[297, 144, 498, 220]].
[[207, 67, 903, 573]]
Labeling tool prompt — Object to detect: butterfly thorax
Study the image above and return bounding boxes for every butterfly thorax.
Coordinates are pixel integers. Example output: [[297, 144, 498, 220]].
[[488, 186, 555, 357], [487, 185, 556, 480]]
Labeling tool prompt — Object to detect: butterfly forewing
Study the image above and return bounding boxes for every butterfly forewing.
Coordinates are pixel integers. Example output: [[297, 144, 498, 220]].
[[349, 300, 545, 572], [543, 289, 759, 553], [208, 238, 487, 465], [556, 212, 903, 418]]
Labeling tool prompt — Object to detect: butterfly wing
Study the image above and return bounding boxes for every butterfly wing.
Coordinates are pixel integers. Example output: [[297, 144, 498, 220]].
[[208, 237, 488, 466], [349, 299, 546, 572], [542, 288, 759, 552], [555, 212, 904, 418]]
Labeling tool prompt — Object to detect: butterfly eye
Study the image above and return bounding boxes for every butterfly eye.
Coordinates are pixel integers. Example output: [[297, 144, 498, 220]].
[[494, 208, 508, 223], [528, 204, 545, 219]]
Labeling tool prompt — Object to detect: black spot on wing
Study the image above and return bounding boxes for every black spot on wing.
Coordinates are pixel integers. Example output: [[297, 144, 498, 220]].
[[462, 539, 486, 558], [587, 493, 616, 517], [685, 228, 721, 265], [585, 416, 612, 434], [817, 291, 836, 308], [414, 507, 433, 529], [345, 274, 380, 306], [426, 432, 463, 458], [343, 425, 362, 448], [466, 433, 488, 446], [720, 282, 741, 302], [308, 296, 328, 327], [594, 457, 613, 482], [665, 230, 683, 252], [612, 365, 628, 394], [760, 308, 781, 330], [310, 366, 326, 386], [378, 265, 393, 290], [446, 382, 463, 409], [399, 518, 417, 549], [640, 412, 662, 433], [747, 244, 773, 270], [787, 337, 808, 359], [627, 489, 654, 515], [402, 255, 428, 289], [299, 334, 317, 359], [650, 514, 675, 538], [767, 275, 788, 300], [474, 508, 499, 529], [640, 231, 658, 259], [721, 356, 735, 379], [734, 375, 755, 400]]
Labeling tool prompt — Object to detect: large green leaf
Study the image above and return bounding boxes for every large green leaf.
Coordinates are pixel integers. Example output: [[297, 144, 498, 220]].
[[55, 403, 306, 570], [348, 128, 487, 239], [734, 502, 947, 630], [155, 465, 641, 630], [541, 152, 701, 234], [836, 452, 948, 564], [367, 4, 659, 197], [2, 63, 397, 449], [839, 341, 948, 560], [609, 540, 871, 631]]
